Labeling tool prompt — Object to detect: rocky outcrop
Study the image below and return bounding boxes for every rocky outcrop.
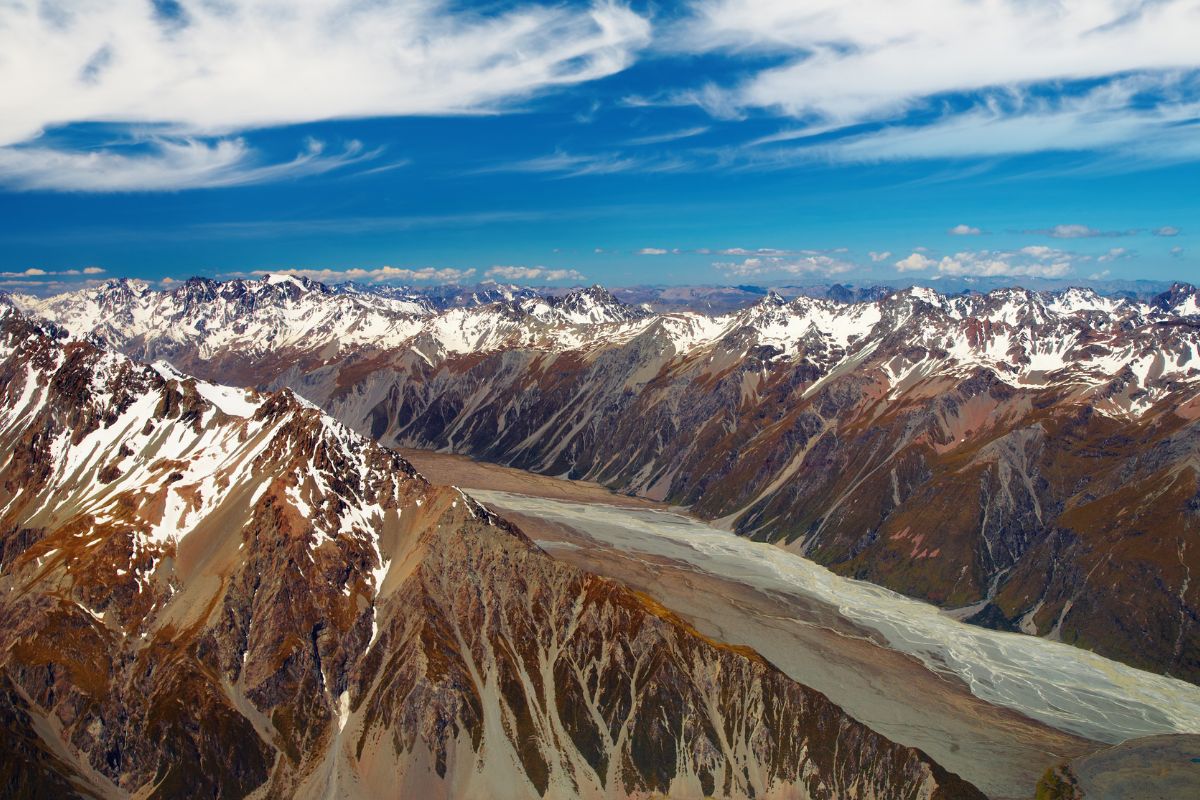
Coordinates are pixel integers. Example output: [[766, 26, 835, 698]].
[[0, 308, 982, 799]]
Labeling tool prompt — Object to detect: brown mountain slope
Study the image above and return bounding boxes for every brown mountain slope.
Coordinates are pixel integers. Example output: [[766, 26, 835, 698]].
[[0, 309, 982, 799], [16, 281, 1198, 682]]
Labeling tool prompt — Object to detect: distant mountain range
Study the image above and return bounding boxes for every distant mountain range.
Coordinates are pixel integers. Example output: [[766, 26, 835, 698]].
[[0, 305, 982, 799], [6, 275, 1199, 687]]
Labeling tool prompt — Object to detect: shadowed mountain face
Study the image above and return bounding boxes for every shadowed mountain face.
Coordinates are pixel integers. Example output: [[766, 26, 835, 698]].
[[16, 277, 1199, 685], [0, 308, 982, 799]]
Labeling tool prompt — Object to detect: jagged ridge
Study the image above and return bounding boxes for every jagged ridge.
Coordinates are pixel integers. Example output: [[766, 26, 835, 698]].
[[0, 307, 981, 799]]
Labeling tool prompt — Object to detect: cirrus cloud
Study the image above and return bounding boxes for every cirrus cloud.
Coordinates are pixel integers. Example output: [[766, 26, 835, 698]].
[[256, 266, 476, 284], [485, 266, 586, 282], [1, 1, 650, 147], [0, 1, 650, 191], [714, 253, 854, 277], [1026, 223, 1136, 239], [0, 137, 373, 192], [678, 1, 1199, 123], [673, 2, 1200, 165]]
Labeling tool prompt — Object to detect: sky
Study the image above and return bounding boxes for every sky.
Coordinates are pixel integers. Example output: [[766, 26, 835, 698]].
[[1, 0, 1198, 294]]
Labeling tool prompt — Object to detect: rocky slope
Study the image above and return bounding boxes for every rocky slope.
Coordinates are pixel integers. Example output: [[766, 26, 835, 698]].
[[0, 307, 981, 799], [13, 278, 1200, 683]]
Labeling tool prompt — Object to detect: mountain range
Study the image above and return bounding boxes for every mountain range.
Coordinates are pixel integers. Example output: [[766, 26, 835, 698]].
[[10, 275, 1197, 686], [0, 304, 985, 799]]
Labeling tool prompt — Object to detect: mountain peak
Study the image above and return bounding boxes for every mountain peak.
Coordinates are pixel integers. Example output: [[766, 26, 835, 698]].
[[552, 283, 645, 324]]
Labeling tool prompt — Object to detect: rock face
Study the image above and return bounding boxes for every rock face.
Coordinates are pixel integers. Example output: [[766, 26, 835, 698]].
[[18, 278, 1200, 684], [0, 307, 981, 799]]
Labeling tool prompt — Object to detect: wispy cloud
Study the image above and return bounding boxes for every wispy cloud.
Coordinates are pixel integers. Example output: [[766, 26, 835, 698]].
[[1097, 247, 1134, 263], [948, 224, 982, 236], [252, 266, 477, 284], [485, 266, 586, 282], [480, 151, 645, 178], [0, 0, 650, 190], [2, 1, 649, 147], [677, 1, 1198, 122], [670, 2, 1200, 163], [624, 126, 711, 146], [637, 247, 670, 255], [1025, 224, 1135, 239], [0, 138, 373, 192], [476, 149, 693, 178], [1155, 226, 1182, 237], [713, 253, 854, 277]]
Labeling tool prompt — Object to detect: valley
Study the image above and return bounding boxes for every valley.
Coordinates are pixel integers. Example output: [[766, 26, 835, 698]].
[[405, 448, 1200, 800], [12, 276, 1198, 684], [6, 277, 1200, 798]]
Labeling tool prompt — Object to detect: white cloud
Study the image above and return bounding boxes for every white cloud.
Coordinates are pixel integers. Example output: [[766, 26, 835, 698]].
[[0, 1, 649, 148], [1050, 225, 1100, 239], [1044, 224, 1108, 239], [778, 77, 1200, 164], [1171, 246, 1185, 257], [477, 148, 692, 178], [894, 253, 935, 272], [1089, 269, 1112, 280], [714, 254, 853, 277], [1155, 226, 1182, 237], [625, 126, 711, 146], [0, 1, 649, 190], [898, 246, 1081, 279], [481, 151, 646, 177], [637, 247, 669, 255], [672, 4, 1200, 163], [258, 266, 476, 284], [938, 254, 1072, 279], [716, 247, 795, 256], [485, 266, 586, 282], [1097, 247, 1131, 262], [679, 1, 1199, 124], [868, 251, 892, 262], [0, 137, 371, 192], [0, 266, 105, 277], [949, 224, 982, 236]]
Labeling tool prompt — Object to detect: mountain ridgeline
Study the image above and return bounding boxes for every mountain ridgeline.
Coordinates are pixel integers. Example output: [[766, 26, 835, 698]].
[[0, 306, 984, 799], [10, 276, 1200, 684]]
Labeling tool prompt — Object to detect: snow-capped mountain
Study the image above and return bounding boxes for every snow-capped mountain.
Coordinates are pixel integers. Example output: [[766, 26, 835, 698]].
[[11, 278, 1200, 683], [0, 306, 981, 799]]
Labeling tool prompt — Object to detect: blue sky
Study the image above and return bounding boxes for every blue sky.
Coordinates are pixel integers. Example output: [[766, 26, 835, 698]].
[[1, 0, 1197, 292]]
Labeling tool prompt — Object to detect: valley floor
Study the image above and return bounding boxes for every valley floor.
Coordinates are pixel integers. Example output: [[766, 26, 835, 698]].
[[403, 449, 1200, 800]]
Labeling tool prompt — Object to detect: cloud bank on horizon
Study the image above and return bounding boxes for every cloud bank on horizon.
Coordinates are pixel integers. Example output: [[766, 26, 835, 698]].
[[0, 0, 1196, 286]]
